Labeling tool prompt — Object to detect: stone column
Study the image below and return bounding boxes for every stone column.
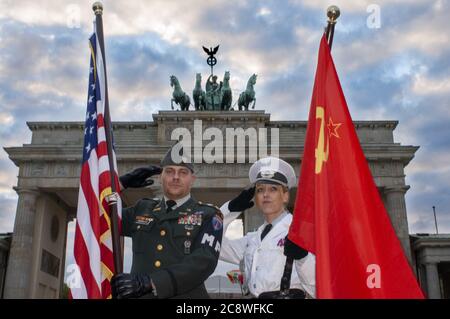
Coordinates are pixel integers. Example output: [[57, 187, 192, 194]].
[[384, 186, 412, 262], [3, 188, 39, 299], [425, 262, 441, 299]]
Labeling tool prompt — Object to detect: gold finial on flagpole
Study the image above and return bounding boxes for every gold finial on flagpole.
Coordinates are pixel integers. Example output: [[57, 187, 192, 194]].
[[92, 2, 103, 15], [327, 5, 340, 24], [325, 5, 340, 49]]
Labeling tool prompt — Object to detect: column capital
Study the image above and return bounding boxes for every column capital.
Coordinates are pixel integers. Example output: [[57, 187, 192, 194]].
[[424, 263, 437, 268], [423, 259, 440, 266], [13, 187, 40, 196], [384, 185, 410, 194]]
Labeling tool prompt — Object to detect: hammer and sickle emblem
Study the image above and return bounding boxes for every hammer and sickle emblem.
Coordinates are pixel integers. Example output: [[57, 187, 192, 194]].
[[315, 106, 329, 174]]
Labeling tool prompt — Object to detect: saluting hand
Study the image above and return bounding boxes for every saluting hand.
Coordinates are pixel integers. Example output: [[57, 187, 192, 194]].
[[119, 165, 162, 189], [228, 186, 255, 212]]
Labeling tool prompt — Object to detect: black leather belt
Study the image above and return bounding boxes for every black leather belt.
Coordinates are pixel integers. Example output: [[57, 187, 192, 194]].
[[258, 288, 306, 299]]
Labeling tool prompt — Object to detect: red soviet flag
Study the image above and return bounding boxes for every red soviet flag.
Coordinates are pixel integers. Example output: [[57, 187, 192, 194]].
[[288, 35, 424, 299]]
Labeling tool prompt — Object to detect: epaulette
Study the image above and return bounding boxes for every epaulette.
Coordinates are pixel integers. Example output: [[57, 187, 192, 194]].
[[198, 201, 222, 214], [142, 197, 161, 203]]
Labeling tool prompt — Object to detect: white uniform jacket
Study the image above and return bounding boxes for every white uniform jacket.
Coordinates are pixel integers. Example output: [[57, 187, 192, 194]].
[[219, 202, 316, 298]]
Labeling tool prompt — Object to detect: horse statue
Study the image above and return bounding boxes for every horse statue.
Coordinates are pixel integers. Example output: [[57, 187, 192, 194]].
[[192, 73, 206, 111], [170, 75, 190, 111], [238, 74, 257, 110], [220, 71, 232, 110]]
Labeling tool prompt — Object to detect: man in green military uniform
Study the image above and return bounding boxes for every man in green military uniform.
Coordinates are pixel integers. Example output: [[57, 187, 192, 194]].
[[109, 145, 223, 299]]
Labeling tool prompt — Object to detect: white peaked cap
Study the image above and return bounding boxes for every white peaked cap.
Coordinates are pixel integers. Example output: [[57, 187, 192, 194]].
[[249, 156, 297, 189]]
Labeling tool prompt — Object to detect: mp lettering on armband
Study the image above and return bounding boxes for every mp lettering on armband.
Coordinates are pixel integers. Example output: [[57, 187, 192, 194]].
[[201, 233, 221, 252], [201, 233, 215, 247]]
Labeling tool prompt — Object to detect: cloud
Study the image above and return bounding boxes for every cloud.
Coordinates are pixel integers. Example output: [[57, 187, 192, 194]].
[[407, 176, 450, 234], [412, 72, 450, 96], [298, 0, 434, 13]]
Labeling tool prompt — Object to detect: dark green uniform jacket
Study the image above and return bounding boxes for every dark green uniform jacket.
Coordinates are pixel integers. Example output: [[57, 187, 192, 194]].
[[122, 197, 223, 299]]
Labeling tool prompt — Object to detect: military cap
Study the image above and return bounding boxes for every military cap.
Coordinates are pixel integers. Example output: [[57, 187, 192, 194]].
[[161, 142, 194, 173], [249, 156, 296, 189]]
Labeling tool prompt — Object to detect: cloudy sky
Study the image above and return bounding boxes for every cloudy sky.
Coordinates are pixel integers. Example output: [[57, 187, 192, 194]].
[[1, 0, 449, 282]]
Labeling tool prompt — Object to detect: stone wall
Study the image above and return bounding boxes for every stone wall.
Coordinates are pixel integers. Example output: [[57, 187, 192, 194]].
[[3, 110, 419, 298]]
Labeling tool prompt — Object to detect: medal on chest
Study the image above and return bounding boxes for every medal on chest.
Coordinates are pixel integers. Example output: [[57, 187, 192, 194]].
[[184, 240, 192, 254], [135, 215, 154, 225], [177, 212, 203, 226]]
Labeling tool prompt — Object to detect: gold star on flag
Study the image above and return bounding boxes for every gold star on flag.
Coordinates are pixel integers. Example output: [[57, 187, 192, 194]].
[[327, 117, 342, 138]]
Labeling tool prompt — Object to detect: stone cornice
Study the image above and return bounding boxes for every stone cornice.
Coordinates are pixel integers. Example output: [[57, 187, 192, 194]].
[[412, 236, 450, 250], [269, 120, 398, 130], [4, 144, 420, 166], [153, 110, 270, 123], [384, 185, 410, 194], [26, 119, 398, 130], [27, 122, 156, 131]]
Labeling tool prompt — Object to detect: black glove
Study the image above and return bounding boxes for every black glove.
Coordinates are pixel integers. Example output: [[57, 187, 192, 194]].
[[284, 237, 308, 260], [111, 273, 153, 299], [119, 166, 162, 189], [228, 186, 255, 212]]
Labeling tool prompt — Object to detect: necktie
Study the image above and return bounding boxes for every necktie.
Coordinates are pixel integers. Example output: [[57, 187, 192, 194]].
[[260, 224, 272, 241], [166, 200, 177, 213]]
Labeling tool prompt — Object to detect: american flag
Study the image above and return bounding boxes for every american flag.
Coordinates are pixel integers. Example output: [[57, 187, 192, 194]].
[[71, 29, 122, 299]]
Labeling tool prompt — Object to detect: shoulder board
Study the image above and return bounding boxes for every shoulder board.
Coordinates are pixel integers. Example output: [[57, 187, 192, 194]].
[[197, 201, 221, 212], [131, 197, 160, 212], [141, 197, 161, 203]]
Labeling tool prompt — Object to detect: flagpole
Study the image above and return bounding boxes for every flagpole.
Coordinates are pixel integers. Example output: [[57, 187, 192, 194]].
[[277, 6, 342, 299], [92, 2, 123, 274], [432, 206, 439, 234], [325, 5, 340, 49]]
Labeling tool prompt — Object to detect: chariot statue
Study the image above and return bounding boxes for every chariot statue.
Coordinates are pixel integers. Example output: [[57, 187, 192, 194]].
[[203, 71, 233, 110], [168, 45, 257, 111]]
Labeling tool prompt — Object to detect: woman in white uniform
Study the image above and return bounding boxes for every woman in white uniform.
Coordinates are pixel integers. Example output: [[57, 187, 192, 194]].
[[220, 157, 316, 298]]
